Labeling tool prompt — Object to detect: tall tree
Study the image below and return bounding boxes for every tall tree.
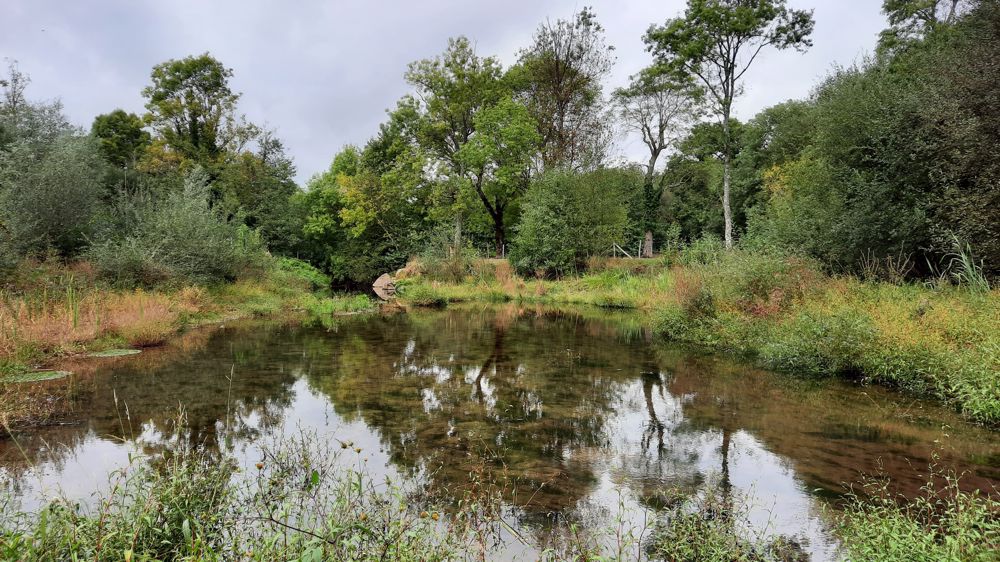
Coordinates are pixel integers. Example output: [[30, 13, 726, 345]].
[[645, 0, 814, 248], [141, 53, 241, 166], [91, 109, 151, 168], [879, 0, 967, 50], [405, 37, 506, 248], [613, 70, 701, 256], [0, 135, 107, 257], [457, 97, 540, 253], [0, 60, 29, 151], [215, 130, 300, 253], [0, 61, 70, 153], [511, 7, 615, 171]]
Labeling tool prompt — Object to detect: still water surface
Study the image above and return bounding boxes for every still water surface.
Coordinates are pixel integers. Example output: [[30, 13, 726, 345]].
[[2, 305, 998, 559]]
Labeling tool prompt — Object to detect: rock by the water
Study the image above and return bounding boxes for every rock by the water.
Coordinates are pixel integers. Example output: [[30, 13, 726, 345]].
[[373, 273, 396, 300]]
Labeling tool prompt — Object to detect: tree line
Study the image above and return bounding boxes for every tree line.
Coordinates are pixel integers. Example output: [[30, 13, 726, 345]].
[[1, 0, 996, 288]]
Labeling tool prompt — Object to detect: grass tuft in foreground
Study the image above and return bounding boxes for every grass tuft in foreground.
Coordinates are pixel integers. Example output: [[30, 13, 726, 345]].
[[4, 416, 995, 561], [834, 461, 1000, 562]]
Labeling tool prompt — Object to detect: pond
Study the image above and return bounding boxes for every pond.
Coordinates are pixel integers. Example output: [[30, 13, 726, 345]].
[[2, 304, 998, 560]]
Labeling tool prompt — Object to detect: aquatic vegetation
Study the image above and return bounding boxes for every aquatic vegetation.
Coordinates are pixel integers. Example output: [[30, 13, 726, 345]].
[[86, 348, 142, 357], [2, 370, 71, 383]]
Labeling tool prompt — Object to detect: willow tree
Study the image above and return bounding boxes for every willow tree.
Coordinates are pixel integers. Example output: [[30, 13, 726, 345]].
[[880, 0, 967, 50], [142, 53, 243, 167], [457, 97, 540, 253], [645, 0, 814, 248]]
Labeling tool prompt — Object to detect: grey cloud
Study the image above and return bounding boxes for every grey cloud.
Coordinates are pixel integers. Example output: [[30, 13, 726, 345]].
[[1, 0, 886, 183]]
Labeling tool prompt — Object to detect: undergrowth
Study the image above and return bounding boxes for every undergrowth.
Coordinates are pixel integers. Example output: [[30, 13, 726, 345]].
[[834, 461, 1000, 561]]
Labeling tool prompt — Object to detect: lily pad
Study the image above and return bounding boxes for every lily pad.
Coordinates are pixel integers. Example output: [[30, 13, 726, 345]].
[[87, 349, 142, 358], [4, 370, 72, 383]]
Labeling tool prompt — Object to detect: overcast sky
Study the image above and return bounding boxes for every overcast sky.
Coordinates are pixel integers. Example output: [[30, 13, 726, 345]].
[[2, 1, 887, 183]]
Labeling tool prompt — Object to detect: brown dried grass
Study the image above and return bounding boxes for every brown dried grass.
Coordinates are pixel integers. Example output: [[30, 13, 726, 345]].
[[0, 289, 196, 358]]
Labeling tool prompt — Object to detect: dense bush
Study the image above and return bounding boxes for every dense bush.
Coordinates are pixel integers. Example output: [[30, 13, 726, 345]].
[[759, 309, 875, 377], [418, 227, 479, 283], [0, 135, 108, 258], [274, 256, 330, 291], [511, 169, 631, 277], [677, 233, 726, 266], [89, 168, 269, 286]]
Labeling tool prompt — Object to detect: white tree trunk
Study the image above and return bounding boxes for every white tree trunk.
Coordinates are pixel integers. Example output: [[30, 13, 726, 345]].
[[722, 153, 733, 249], [721, 112, 734, 250], [452, 214, 463, 256]]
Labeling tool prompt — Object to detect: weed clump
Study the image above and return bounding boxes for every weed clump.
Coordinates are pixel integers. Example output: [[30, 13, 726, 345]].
[[835, 464, 1000, 562], [397, 282, 449, 307]]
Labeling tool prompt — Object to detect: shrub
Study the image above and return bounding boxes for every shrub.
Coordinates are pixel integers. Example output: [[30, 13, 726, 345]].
[[723, 252, 821, 316], [650, 484, 807, 562], [397, 282, 448, 307], [0, 420, 501, 561], [678, 233, 726, 266], [836, 466, 1000, 562], [511, 169, 630, 277], [760, 309, 875, 377], [89, 167, 270, 287], [275, 257, 330, 291], [0, 135, 107, 258], [419, 227, 478, 283]]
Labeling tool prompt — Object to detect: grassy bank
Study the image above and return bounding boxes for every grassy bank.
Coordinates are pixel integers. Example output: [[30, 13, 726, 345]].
[[0, 257, 374, 431], [395, 252, 1000, 426]]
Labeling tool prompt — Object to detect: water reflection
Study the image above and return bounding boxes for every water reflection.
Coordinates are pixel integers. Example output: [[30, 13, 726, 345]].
[[2, 305, 997, 560]]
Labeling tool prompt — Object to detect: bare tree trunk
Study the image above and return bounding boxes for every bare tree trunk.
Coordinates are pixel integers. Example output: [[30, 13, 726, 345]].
[[452, 214, 463, 255], [721, 115, 734, 249], [722, 153, 733, 249], [641, 153, 659, 258]]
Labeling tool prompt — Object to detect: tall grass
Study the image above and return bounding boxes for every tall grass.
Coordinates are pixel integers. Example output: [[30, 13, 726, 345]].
[[8, 419, 990, 561], [946, 236, 991, 294], [649, 484, 809, 562], [0, 257, 368, 432], [395, 245, 1000, 426], [0, 285, 188, 361], [0, 418, 817, 562], [0, 420, 510, 561]]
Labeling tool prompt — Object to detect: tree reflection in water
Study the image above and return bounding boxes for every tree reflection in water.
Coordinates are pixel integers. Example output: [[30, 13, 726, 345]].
[[2, 305, 997, 557]]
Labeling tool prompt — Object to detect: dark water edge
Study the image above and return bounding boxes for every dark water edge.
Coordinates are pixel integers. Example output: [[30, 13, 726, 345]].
[[2, 304, 997, 560]]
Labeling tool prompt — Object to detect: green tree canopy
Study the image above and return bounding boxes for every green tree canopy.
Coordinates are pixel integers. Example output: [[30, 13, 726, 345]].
[[645, 0, 814, 248], [510, 7, 615, 171], [141, 53, 241, 166], [91, 109, 151, 168]]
